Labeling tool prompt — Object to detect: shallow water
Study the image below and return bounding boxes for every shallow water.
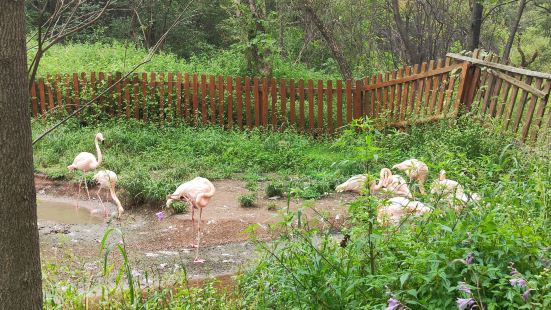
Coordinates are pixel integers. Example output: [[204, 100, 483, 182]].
[[37, 199, 103, 224]]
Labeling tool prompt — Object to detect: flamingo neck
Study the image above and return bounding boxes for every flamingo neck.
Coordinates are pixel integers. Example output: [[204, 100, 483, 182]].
[[109, 185, 123, 213], [95, 138, 102, 167]]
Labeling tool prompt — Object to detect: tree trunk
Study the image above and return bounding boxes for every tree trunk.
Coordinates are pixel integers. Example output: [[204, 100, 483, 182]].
[[469, 0, 483, 50], [389, 0, 419, 64], [303, 0, 352, 80], [0, 1, 43, 308], [502, 0, 527, 61], [247, 0, 272, 77]]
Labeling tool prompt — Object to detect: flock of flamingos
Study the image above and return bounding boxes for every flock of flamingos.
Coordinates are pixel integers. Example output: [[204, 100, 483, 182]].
[[65, 132, 479, 263]]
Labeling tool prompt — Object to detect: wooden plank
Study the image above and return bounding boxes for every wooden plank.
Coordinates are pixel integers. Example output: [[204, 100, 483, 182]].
[[209, 75, 216, 124], [363, 76, 371, 116], [363, 63, 462, 91], [280, 79, 287, 127], [442, 61, 458, 115], [244, 77, 251, 128], [107, 74, 113, 115], [503, 75, 523, 131], [73, 73, 81, 115], [447, 53, 551, 79], [512, 76, 533, 133], [89, 72, 96, 106], [141, 73, 148, 122], [158, 73, 165, 121], [370, 75, 377, 117], [345, 79, 352, 123], [55, 74, 63, 112], [475, 53, 494, 110], [46, 75, 55, 112], [167, 72, 173, 121], [436, 62, 448, 114], [184, 73, 190, 119], [326, 80, 333, 134], [124, 77, 131, 120], [289, 79, 296, 126], [488, 69, 547, 99], [423, 61, 434, 116], [253, 77, 260, 127], [271, 78, 278, 128], [201, 74, 207, 125], [388, 70, 397, 120], [97, 73, 104, 113], [354, 80, 362, 119], [148, 72, 156, 120], [336, 80, 342, 129], [521, 78, 544, 141], [407, 66, 418, 117], [30, 82, 38, 117], [375, 73, 383, 117], [262, 77, 268, 126], [488, 70, 504, 116], [481, 55, 499, 115], [133, 73, 139, 119], [415, 63, 427, 115], [308, 79, 315, 130], [452, 62, 471, 115], [429, 60, 443, 115], [80, 73, 87, 111], [193, 74, 200, 120], [496, 77, 512, 118], [226, 76, 233, 128], [64, 74, 72, 113], [400, 66, 411, 120], [317, 80, 323, 130], [530, 80, 551, 142], [382, 72, 390, 116], [176, 72, 182, 120], [236, 76, 243, 129], [299, 79, 306, 130], [394, 69, 403, 121], [38, 78, 46, 116]]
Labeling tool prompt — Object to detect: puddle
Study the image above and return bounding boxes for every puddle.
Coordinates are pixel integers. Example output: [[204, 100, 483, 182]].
[[37, 199, 103, 225]]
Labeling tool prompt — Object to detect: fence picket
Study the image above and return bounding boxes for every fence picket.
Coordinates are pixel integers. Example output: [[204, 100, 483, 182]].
[[193, 74, 199, 120], [271, 77, 278, 128], [336, 80, 343, 129], [327, 80, 333, 134], [46, 75, 54, 112], [227, 76, 233, 128], [158, 73, 164, 121], [245, 77, 251, 128], [142, 73, 148, 122], [354, 80, 362, 119], [55, 74, 63, 112], [299, 79, 305, 130], [280, 79, 287, 127], [184, 73, 190, 119], [317, 80, 323, 130], [176, 73, 182, 121], [512, 76, 533, 133], [345, 80, 352, 123], [133, 73, 139, 120], [521, 78, 544, 141], [217, 75, 224, 125], [529, 81, 551, 142], [167, 72, 173, 121], [201, 75, 208, 125], [124, 76, 131, 120], [262, 77, 268, 126], [73, 73, 81, 115], [253, 78, 260, 127], [308, 80, 315, 130], [148, 72, 156, 120], [236, 76, 243, 129], [209, 75, 216, 123], [289, 79, 296, 126]]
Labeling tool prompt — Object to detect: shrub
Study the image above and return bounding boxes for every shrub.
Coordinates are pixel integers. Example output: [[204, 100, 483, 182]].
[[238, 193, 257, 208]]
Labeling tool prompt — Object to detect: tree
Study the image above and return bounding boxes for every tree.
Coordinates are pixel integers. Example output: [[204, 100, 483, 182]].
[[470, 0, 483, 50], [0, 1, 43, 308], [502, 0, 528, 61]]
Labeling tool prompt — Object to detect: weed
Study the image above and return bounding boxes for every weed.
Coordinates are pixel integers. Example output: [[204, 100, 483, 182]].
[[267, 202, 278, 211], [266, 182, 286, 198], [239, 193, 257, 208]]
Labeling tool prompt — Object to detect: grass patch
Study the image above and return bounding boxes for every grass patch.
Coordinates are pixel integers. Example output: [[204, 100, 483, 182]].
[[238, 193, 258, 208]]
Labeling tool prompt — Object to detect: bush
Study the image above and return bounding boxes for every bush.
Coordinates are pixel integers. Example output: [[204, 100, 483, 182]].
[[238, 193, 257, 208]]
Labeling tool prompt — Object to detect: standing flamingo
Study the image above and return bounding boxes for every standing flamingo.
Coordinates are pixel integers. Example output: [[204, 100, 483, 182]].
[[166, 177, 215, 263], [392, 159, 429, 194], [67, 133, 104, 204], [93, 170, 123, 218]]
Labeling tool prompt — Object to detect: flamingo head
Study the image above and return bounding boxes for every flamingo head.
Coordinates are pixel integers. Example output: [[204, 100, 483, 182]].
[[438, 170, 446, 181], [96, 132, 105, 144]]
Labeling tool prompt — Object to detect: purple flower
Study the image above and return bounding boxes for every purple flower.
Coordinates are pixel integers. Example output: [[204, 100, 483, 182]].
[[541, 258, 551, 268], [458, 282, 472, 294], [522, 289, 534, 302], [386, 298, 401, 310], [509, 278, 527, 288], [156, 211, 166, 221], [456, 298, 475, 310], [510, 267, 521, 277], [464, 252, 474, 265]]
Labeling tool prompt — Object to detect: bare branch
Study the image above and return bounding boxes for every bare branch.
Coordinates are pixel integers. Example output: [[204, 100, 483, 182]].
[[482, 0, 517, 22]]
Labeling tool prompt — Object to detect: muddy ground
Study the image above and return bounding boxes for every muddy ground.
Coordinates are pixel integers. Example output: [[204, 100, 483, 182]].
[[36, 175, 354, 291]]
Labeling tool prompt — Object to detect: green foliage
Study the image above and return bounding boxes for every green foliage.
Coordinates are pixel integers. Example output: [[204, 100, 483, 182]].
[[239, 116, 551, 309], [239, 193, 258, 208], [266, 182, 286, 198]]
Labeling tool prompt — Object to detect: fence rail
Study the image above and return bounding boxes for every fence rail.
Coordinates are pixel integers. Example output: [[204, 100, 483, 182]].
[[30, 50, 550, 143]]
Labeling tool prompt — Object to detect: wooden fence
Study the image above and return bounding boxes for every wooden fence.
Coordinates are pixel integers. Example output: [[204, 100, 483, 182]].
[[29, 50, 550, 143], [29, 61, 469, 135], [448, 50, 551, 143]]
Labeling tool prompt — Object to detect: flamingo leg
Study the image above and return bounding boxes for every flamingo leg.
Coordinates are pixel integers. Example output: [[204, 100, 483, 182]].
[[76, 174, 83, 209], [96, 187, 108, 218], [193, 207, 205, 264], [190, 202, 198, 248], [83, 174, 91, 200]]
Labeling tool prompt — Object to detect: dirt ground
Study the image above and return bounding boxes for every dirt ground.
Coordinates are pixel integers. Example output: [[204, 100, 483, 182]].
[[36, 175, 354, 290]]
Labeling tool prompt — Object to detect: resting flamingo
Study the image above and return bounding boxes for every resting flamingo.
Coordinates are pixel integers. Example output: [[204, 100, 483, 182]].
[[392, 159, 429, 194], [93, 170, 123, 218], [377, 197, 431, 226], [166, 177, 215, 264], [336, 168, 411, 198], [67, 133, 104, 205], [431, 170, 480, 211]]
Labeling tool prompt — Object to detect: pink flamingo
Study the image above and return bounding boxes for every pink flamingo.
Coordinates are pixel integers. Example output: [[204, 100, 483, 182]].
[[392, 159, 429, 194], [377, 197, 431, 226], [336, 168, 411, 198], [93, 170, 123, 218], [166, 177, 215, 264], [67, 133, 104, 204]]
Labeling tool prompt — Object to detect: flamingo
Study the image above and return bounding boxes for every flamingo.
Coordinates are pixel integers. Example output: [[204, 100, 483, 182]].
[[430, 170, 480, 211], [377, 197, 431, 226], [166, 177, 215, 264], [93, 170, 123, 218], [392, 159, 429, 194], [67, 133, 104, 204], [335, 168, 411, 198]]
